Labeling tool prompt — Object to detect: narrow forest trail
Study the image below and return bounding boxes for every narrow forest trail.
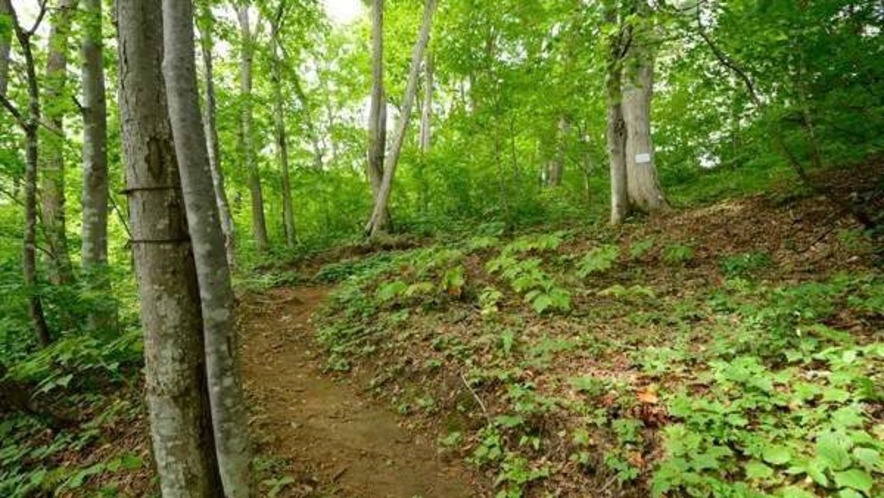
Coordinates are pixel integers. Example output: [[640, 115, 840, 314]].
[[238, 286, 480, 498]]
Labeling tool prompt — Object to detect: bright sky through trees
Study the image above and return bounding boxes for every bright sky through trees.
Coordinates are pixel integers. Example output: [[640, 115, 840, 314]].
[[322, 0, 363, 24]]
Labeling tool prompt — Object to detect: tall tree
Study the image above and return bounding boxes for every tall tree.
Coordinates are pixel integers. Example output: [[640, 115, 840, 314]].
[[270, 1, 296, 248], [117, 1, 222, 495], [80, 0, 113, 329], [236, 5, 269, 252], [40, 0, 78, 284], [604, 1, 629, 225], [366, 0, 388, 229], [162, 0, 253, 495], [622, 0, 667, 212], [365, 0, 438, 237], [0, 0, 51, 346], [197, 5, 237, 269]]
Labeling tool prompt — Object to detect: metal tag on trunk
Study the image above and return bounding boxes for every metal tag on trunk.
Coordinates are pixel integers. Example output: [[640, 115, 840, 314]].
[[636, 153, 652, 164]]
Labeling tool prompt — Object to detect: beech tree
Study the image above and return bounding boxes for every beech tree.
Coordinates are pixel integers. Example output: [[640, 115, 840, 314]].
[[366, 0, 388, 230], [236, 4, 270, 252], [40, 0, 78, 284], [162, 0, 253, 494], [117, 1, 222, 494], [622, 0, 667, 212], [270, 1, 296, 248], [80, 0, 113, 329], [197, 5, 237, 269], [365, 0, 438, 237]]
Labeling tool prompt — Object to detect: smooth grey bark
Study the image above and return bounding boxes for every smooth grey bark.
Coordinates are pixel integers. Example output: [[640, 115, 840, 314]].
[[366, 0, 388, 227], [270, 3, 295, 248], [236, 6, 269, 252], [198, 10, 236, 269], [419, 50, 434, 153], [0, 0, 51, 346], [40, 0, 78, 285], [622, 1, 667, 213], [547, 116, 569, 187], [365, 0, 438, 237], [80, 0, 114, 331], [605, 4, 629, 226], [117, 2, 223, 495], [161, 2, 253, 496]]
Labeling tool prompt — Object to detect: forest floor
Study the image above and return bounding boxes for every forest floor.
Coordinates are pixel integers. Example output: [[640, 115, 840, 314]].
[[238, 286, 485, 497]]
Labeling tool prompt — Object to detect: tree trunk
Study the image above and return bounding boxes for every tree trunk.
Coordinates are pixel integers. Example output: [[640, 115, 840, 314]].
[[40, 0, 78, 285], [366, 0, 388, 228], [162, 2, 254, 495], [81, 0, 115, 332], [622, 3, 667, 213], [270, 5, 296, 248], [420, 50, 434, 153], [547, 116, 569, 187], [236, 6, 269, 252], [0, 0, 52, 346], [365, 0, 438, 237], [198, 11, 236, 270], [605, 4, 629, 226], [117, 2, 223, 495]]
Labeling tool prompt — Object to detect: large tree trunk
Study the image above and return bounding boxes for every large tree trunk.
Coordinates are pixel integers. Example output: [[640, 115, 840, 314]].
[[198, 11, 236, 270], [605, 5, 629, 226], [270, 4, 296, 249], [162, 2, 253, 495], [117, 2, 223, 495], [236, 6, 269, 252], [365, 0, 438, 237], [40, 0, 78, 285], [366, 0, 388, 228], [622, 2, 667, 213], [80, 0, 115, 332], [0, 1, 52, 346]]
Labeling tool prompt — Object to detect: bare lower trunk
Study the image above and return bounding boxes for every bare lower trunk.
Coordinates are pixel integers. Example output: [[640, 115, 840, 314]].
[[270, 6, 295, 248], [547, 116, 569, 187], [81, 0, 115, 332], [117, 2, 223, 496], [366, 0, 388, 227], [198, 13, 236, 269], [41, 0, 78, 285], [605, 5, 629, 226], [606, 70, 628, 224], [622, 11, 667, 213], [237, 6, 269, 252], [365, 0, 438, 237], [162, 2, 254, 495]]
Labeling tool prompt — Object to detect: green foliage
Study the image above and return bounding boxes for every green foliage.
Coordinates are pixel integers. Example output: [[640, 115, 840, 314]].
[[719, 251, 772, 277], [487, 255, 570, 315], [662, 243, 695, 266], [577, 244, 620, 277]]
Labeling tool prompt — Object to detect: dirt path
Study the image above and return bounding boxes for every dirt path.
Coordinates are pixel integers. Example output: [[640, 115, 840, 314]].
[[239, 286, 481, 498]]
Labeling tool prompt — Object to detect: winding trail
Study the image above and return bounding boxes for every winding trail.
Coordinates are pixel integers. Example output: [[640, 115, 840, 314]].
[[238, 286, 479, 498]]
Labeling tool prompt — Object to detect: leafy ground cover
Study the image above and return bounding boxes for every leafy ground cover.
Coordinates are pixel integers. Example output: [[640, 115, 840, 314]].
[[314, 190, 883, 497]]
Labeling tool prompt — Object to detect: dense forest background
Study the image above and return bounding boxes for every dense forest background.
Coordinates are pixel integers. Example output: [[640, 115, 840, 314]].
[[0, 0, 882, 496]]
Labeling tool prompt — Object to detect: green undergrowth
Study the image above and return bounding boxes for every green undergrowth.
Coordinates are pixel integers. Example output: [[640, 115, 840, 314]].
[[0, 331, 151, 497], [315, 227, 883, 498]]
